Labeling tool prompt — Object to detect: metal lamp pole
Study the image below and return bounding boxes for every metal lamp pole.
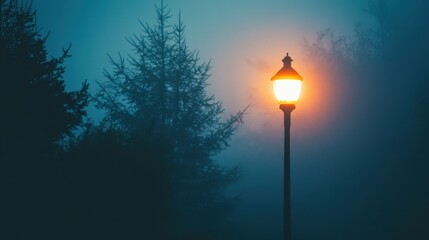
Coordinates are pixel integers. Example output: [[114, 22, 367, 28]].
[[271, 53, 302, 240], [280, 104, 295, 240]]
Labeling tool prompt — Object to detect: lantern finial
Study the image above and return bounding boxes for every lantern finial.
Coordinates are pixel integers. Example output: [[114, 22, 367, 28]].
[[282, 53, 293, 67]]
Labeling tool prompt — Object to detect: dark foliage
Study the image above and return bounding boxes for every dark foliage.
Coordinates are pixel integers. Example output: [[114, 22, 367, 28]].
[[0, 1, 244, 239], [94, 2, 245, 238], [0, 0, 88, 153], [0, 0, 88, 238], [57, 125, 174, 240]]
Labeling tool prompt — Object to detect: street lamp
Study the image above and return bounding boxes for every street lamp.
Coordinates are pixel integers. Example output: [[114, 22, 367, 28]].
[[271, 53, 303, 240]]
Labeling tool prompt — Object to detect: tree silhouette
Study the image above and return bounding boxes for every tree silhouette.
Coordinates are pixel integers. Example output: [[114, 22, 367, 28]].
[[0, 0, 88, 238], [58, 124, 173, 240], [302, 0, 429, 239], [95, 2, 245, 238], [0, 0, 88, 154]]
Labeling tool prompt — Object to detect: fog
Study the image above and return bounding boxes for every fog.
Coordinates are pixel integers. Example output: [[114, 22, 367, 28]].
[[223, 1, 429, 239], [3, 0, 429, 239]]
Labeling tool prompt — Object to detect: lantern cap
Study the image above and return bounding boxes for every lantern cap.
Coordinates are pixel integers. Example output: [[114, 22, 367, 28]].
[[271, 53, 303, 81]]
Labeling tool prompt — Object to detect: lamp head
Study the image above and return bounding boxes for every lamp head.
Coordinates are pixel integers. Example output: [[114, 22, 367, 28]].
[[271, 53, 303, 105]]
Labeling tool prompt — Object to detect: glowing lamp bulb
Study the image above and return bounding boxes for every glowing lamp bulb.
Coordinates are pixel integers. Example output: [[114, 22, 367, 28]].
[[271, 53, 303, 105], [273, 79, 302, 104]]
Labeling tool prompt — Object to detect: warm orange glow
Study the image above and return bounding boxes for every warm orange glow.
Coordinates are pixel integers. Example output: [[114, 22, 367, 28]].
[[209, 27, 337, 138], [273, 79, 302, 104]]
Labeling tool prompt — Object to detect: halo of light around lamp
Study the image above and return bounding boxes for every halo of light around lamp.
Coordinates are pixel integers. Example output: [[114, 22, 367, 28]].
[[271, 53, 303, 105]]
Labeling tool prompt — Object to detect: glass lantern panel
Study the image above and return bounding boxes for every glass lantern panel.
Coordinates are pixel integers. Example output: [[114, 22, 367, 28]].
[[273, 79, 302, 104]]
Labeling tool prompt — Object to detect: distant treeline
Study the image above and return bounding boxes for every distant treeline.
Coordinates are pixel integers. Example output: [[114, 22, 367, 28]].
[[300, 0, 429, 239]]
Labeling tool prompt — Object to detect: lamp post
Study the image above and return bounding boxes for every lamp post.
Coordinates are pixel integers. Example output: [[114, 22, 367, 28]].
[[271, 53, 303, 240]]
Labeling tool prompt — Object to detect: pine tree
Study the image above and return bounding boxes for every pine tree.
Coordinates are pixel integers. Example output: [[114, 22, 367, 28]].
[[58, 124, 173, 240], [95, 2, 244, 238], [0, 0, 89, 154], [0, 0, 88, 238]]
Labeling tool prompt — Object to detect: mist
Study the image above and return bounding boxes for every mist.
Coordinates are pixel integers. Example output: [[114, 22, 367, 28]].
[[2, 0, 429, 239], [224, 1, 429, 239]]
